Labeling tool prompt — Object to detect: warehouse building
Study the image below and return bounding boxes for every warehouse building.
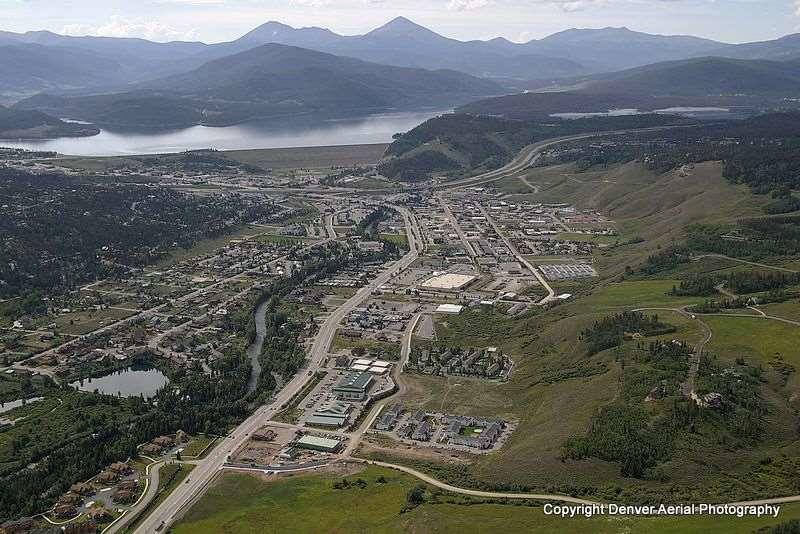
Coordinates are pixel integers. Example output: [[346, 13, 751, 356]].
[[333, 371, 374, 401], [435, 303, 464, 315], [420, 272, 476, 290], [295, 435, 342, 453], [306, 401, 352, 428]]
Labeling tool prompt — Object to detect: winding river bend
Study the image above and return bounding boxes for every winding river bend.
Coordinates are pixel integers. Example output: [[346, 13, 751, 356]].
[[245, 300, 269, 394]]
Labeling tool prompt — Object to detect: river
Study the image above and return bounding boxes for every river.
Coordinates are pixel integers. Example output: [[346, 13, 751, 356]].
[[245, 300, 269, 394], [0, 111, 440, 157]]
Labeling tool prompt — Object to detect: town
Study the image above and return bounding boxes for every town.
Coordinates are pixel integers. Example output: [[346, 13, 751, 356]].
[[0, 144, 616, 532]]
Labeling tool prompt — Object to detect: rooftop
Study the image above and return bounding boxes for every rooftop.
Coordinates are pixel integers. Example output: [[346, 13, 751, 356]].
[[334, 371, 373, 391], [296, 435, 341, 449]]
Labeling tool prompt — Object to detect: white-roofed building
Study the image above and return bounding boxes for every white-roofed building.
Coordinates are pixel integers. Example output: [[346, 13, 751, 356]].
[[436, 304, 464, 314]]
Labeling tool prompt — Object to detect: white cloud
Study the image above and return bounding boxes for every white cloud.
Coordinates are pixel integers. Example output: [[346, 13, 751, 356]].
[[61, 16, 197, 42], [447, 0, 493, 11], [289, 0, 334, 6], [795, 0, 800, 16]]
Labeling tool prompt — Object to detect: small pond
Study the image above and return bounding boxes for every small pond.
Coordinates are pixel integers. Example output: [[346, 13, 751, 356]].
[[70, 363, 169, 399]]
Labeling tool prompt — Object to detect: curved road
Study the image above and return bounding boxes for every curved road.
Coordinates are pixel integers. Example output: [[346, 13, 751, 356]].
[[134, 207, 420, 533], [694, 254, 799, 274], [104, 460, 163, 534], [633, 307, 712, 396], [357, 459, 599, 504], [437, 125, 691, 191]]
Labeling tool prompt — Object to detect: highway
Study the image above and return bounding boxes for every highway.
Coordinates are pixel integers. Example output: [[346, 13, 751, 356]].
[[133, 206, 420, 533], [437, 125, 695, 191]]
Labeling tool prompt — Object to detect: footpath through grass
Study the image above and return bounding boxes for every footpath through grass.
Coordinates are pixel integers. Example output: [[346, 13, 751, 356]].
[[171, 467, 800, 534]]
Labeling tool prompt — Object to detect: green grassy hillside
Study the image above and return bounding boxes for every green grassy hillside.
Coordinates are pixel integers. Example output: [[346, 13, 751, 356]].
[[363, 159, 800, 504], [173, 468, 800, 534]]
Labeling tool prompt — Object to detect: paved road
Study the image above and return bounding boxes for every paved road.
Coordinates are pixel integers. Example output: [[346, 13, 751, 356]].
[[436, 125, 691, 192], [519, 175, 540, 194], [354, 458, 800, 509], [134, 207, 420, 533], [357, 459, 600, 504], [437, 193, 477, 259], [477, 204, 556, 304], [695, 311, 800, 327], [104, 460, 164, 534]]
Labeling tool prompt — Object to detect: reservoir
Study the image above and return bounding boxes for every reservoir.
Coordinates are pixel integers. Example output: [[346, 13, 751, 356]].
[[70, 363, 169, 398], [0, 110, 439, 157]]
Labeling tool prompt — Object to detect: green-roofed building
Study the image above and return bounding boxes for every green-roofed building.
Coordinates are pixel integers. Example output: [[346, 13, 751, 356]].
[[295, 435, 342, 453], [332, 371, 373, 401]]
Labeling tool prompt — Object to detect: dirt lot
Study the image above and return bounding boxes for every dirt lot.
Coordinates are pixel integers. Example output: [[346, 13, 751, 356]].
[[230, 425, 297, 465], [356, 434, 474, 464]]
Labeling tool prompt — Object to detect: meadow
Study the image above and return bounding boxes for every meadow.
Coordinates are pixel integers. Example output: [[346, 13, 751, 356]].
[[172, 467, 800, 534]]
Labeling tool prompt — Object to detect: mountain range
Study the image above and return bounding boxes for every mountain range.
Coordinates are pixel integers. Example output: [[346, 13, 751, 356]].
[[458, 56, 800, 122], [4, 17, 800, 132], [5, 17, 800, 100], [15, 44, 504, 129]]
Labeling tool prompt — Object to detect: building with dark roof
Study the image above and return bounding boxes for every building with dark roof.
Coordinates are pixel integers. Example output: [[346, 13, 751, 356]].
[[375, 403, 403, 431], [306, 401, 352, 428], [333, 371, 373, 401]]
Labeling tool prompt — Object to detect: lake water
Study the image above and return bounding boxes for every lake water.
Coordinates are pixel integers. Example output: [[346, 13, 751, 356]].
[[550, 109, 642, 119], [1, 111, 441, 157], [70, 363, 169, 398]]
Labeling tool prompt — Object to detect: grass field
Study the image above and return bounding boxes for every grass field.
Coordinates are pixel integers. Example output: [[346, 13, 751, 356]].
[[171, 467, 800, 534], [379, 233, 409, 248], [180, 436, 218, 459], [224, 144, 388, 170], [579, 280, 706, 310], [253, 234, 319, 245], [703, 315, 800, 366], [557, 232, 620, 246], [121, 462, 195, 534], [759, 299, 800, 322], [32, 307, 136, 336]]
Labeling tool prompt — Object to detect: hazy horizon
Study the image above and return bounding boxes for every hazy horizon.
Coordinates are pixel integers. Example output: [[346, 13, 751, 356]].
[[0, 0, 797, 46]]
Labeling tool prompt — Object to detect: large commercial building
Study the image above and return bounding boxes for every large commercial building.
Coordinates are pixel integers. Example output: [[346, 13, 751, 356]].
[[295, 435, 342, 453], [435, 303, 464, 315], [333, 371, 373, 401], [419, 273, 476, 290], [306, 401, 352, 428]]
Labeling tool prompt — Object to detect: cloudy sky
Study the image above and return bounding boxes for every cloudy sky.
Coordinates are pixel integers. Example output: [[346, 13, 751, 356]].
[[1, 0, 797, 44]]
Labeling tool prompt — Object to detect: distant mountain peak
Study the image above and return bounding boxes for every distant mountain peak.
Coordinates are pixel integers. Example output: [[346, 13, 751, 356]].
[[239, 20, 339, 44], [366, 16, 441, 39]]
